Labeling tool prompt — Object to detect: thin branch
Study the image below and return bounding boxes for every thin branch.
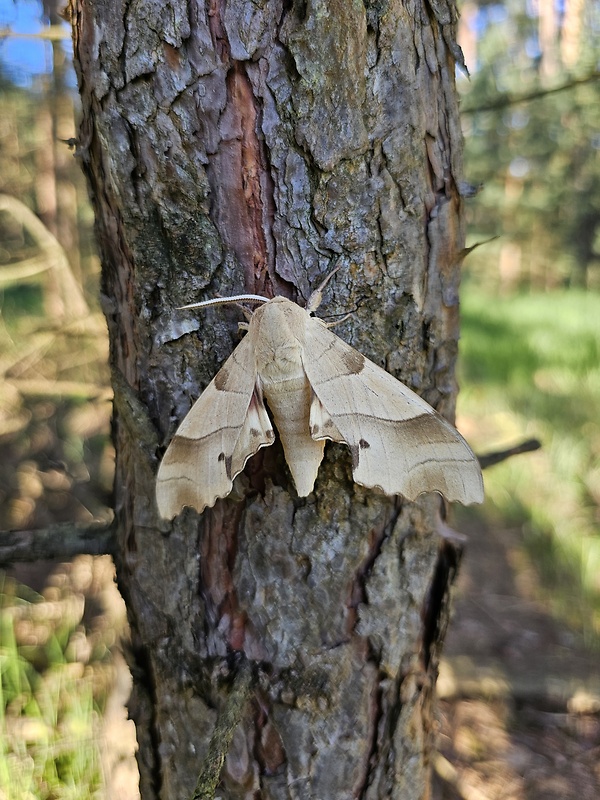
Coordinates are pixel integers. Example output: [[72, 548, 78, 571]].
[[0, 195, 89, 319], [0, 521, 116, 567], [455, 236, 499, 264], [0, 254, 55, 286], [7, 379, 111, 400], [191, 658, 255, 800], [0, 438, 541, 566], [0, 25, 70, 41], [478, 438, 541, 470], [461, 71, 600, 114]]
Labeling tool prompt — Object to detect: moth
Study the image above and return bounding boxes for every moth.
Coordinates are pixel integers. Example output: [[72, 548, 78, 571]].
[[156, 291, 484, 519]]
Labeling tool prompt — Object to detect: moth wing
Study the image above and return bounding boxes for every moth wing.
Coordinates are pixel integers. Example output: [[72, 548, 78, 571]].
[[303, 320, 483, 505], [156, 334, 275, 519]]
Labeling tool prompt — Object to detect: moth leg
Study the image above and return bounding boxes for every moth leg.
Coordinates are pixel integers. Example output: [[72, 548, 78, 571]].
[[234, 303, 254, 323], [323, 311, 354, 329], [306, 263, 342, 313]]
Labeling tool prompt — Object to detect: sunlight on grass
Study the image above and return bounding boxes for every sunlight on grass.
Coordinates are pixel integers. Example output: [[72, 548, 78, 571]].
[[459, 288, 600, 643], [0, 578, 103, 800]]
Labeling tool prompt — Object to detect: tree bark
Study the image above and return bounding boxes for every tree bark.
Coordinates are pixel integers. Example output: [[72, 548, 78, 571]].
[[71, 1, 466, 798]]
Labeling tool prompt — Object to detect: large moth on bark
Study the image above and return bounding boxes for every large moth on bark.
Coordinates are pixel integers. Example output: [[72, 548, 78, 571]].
[[156, 292, 483, 519]]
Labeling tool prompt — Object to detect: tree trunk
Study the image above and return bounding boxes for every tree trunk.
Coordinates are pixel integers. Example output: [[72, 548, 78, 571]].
[[71, 1, 466, 798]]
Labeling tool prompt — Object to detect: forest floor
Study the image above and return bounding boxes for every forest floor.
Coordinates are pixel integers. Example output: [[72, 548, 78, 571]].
[[1, 391, 599, 799], [4, 512, 599, 800]]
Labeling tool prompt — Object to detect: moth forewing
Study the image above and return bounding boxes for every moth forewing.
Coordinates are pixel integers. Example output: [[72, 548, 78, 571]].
[[155, 334, 274, 519]]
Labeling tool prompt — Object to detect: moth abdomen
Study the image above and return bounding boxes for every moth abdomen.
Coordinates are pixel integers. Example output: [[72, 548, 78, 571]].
[[262, 376, 326, 497]]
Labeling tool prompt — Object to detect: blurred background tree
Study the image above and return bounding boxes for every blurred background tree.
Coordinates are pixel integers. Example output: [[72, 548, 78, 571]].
[[446, 0, 600, 644], [458, 0, 600, 291], [0, 5, 127, 798], [0, 0, 98, 315]]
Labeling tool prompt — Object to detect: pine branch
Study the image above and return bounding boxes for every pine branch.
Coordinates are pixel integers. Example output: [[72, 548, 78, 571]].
[[461, 71, 600, 114], [478, 438, 541, 470], [0, 437, 540, 567], [0, 521, 116, 567]]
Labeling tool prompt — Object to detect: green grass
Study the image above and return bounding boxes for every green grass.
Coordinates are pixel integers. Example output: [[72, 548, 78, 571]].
[[0, 577, 103, 800], [458, 287, 600, 643]]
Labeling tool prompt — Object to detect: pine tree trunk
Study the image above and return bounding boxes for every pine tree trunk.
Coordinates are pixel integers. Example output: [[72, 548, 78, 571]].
[[71, 1, 466, 798]]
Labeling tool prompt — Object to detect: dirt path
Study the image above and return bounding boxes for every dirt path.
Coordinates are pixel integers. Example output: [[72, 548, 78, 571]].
[[433, 513, 600, 800]]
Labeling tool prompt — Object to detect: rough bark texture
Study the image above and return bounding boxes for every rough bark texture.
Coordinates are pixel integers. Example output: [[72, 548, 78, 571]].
[[71, 0, 466, 797]]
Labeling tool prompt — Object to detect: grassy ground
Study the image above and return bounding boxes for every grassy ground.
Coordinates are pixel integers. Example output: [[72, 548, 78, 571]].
[[458, 286, 600, 643], [1, 571, 102, 800], [0, 287, 119, 800]]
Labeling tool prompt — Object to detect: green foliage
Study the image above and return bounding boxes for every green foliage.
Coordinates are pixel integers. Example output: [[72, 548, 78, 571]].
[[458, 1, 600, 637], [459, 286, 600, 641], [1, 285, 46, 329]]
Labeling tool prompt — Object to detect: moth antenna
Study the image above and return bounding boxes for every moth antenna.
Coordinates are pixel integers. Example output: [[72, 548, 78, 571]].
[[178, 294, 270, 311], [306, 264, 342, 313], [323, 311, 353, 329]]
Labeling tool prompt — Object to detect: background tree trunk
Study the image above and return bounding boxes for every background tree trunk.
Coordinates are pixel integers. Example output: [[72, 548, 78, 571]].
[[71, 1, 466, 797]]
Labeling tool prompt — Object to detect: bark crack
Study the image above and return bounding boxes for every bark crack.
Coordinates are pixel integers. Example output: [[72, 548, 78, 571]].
[[204, 0, 278, 296], [352, 653, 386, 800], [347, 500, 403, 636], [420, 538, 460, 671]]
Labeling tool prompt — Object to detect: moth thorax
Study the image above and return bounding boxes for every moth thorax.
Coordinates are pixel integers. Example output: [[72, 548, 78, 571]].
[[257, 337, 305, 384], [254, 306, 304, 384]]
